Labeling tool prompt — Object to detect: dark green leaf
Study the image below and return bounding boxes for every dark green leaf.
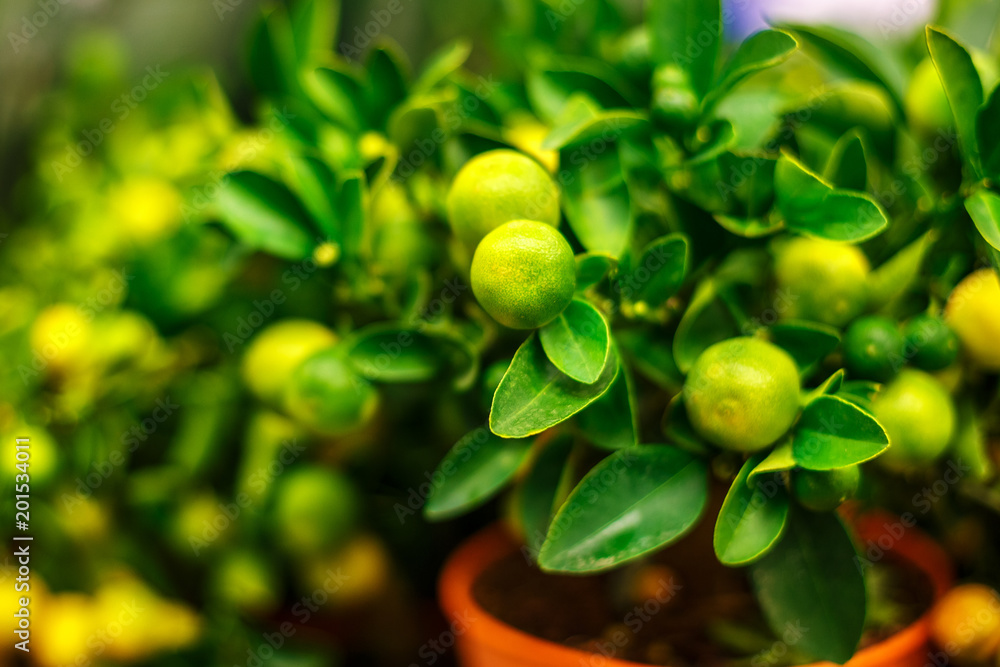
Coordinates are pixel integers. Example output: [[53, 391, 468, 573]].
[[539, 299, 611, 384], [926, 26, 984, 176], [648, 0, 721, 99], [953, 399, 994, 482], [539, 446, 708, 572], [715, 453, 790, 566], [748, 439, 796, 482], [412, 40, 471, 93], [803, 369, 846, 405], [215, 171, 315, 260], [577, 356, 638, 450], [289, 157, 338, 240], [248, 7, 298, 97], [336, 172, 368, 261], [769, 320, 840, 369], [424, 428, 531, 520], [774, 154, 888, 242], [575, 253, 616, 291], [978, 85, 1000, 178], [617, 327, 684, 391], [346, 326, 474, 383], [705, 29, 797, 110], [633, 234, 689, 305], [662, 393, 710, 454], [526, 58, 639, 122], [793, 395, 889, 470], [966, 189, 1000, 252], [543, 95, 647, 151], [715, 214, 784, 238], [366, 46, 410, 128], [837, 380, 881, 411], [750, 508, 866, 664], [491, 334, 619, 438], [868, 230, 936, 310], [305, 65, 367, 132], [824, 130, 868, 191], [519, 435, 575, 556], [561, 146, 633, 258], [290, 0, 337, 65]]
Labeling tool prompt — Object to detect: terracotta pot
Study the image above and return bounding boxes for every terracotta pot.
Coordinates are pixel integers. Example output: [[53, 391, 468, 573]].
[[438, 510, 953, 667]]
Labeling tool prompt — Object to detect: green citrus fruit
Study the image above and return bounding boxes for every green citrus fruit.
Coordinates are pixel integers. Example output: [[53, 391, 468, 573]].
[[272, 467, 358, 557], [903, 314, 959, 371], [241, 320, 338, 405], [773, 237, 870, 327], [284, 347, 379, 435], [945, 269, 1000, 371], [873, 369, 955, 470], [446, 149, 561, 246], [212, 550, 279, 615], [843, 315, 905, 382], [792, 466, 861, 512], [682, 337, 801, 452], [471, 219, 576, 329]]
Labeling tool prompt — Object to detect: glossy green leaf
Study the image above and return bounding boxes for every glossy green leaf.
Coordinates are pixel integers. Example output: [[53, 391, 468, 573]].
[[561, 146, 632, 258], [966, 189, 1000, 252], [648, 0, 721, 99], [366, 46, 410, 128], [672, 280, 740, 373], [346, 326, 474, 383], [837, 380, 881, 411], [249, 7, 298, 96], [632, 234, 688, 305], [526, 57, 638, 122], [577, 357, 638, 450], [824, 130, 868, 191], [539, 446, 708, 572], [519, 435, 575, 556], [715, 453, 790, 566], [978, 85, 1000, 178], [490, 334, 619, 438], [774, 154, 888, 242], [289, 156, 338, 240], [927, 26, 984, 176], [336, 172, 368, 260], [543, 95, 647, 150], [575, 253, 616, 291], [305, 65, 367, 132], [717, 151, 777, 217], [749, 439, 796, 483], [769, 320, 840, 370], [539, 299, 611, 384], [215, 171, 316, 260], [412, 40, 471, 93], [750, 508, 866, 664], [705, 29, 797, 110], [793, 395, 889, 470], [803, 369, 846, 406], [290, 0, 337, 65], [424, 428, 531, 521], [782, 23, 905, 114], [868, 230, 936, 310]]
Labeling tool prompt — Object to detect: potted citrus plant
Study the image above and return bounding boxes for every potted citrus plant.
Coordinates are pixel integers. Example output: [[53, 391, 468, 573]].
[[205, 0, 1000, 664]]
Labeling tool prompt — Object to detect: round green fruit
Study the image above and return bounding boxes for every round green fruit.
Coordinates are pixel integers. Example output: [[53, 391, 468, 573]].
[[242, 320, 338, 404], [471, 219, 576, 329], [284, 347, 379, 435], [903, 314, 959, 371], [271, 467, 358, 557], [792, 466, 861, 512], [446, 149, 561, 246], [843, 316, 905, 382], [773, 237, 870, 327], [873, 369, 956, 470], [683, 337, 801, 452]]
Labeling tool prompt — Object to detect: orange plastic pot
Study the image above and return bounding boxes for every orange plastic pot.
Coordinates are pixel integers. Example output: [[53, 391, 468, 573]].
[[438, 511, 953, 667]]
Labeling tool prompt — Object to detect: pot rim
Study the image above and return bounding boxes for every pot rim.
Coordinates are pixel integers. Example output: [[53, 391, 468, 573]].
[[438, 509, 953, 667]]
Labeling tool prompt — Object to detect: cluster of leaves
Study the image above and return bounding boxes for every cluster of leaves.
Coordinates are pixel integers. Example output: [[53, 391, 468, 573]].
[[214, 0, 1000, 664]]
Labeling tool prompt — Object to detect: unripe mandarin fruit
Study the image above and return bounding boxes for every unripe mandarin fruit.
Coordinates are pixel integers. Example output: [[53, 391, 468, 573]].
[[843, 316, 905, 382], [873, 369, 956, 470], [30, 303, 92, 372], [241, 320, 338, 404], [792, 466, 861, 512], [930, 584, 1000, 666], [471, 220, 576, 329], [683, 337, 801, 452], [272, 467, 358, 557], [945, 269, 1000, 371], [109, 176, 182, 243], [283, 347, 379, 435], [903, 314, 959, 371], [773, 237, 870, 327], [447, 149, 561, 246]]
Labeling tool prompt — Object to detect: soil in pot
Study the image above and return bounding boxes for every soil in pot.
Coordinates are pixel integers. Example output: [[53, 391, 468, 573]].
[[472, 515, 934, 666]]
